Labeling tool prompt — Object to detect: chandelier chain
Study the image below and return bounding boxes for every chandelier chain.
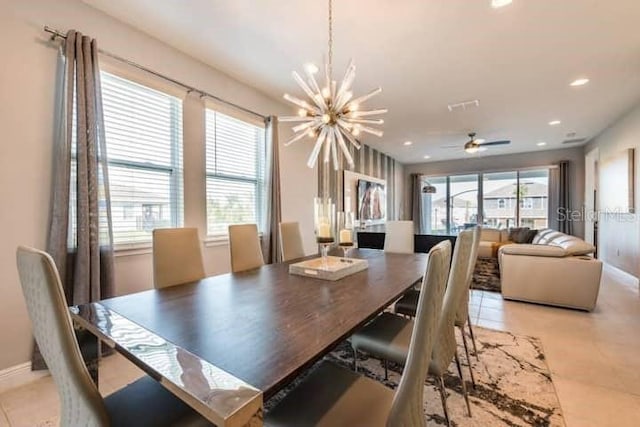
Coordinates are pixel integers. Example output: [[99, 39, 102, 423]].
[[328, 0, 333, 81]]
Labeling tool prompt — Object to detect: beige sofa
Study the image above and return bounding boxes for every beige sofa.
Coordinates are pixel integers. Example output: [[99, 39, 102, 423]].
[[499, 229, 603, 311], [478, 228, 512, 258]]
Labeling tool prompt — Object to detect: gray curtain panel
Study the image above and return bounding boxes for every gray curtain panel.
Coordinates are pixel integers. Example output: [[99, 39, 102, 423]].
[[35, 30, 115, 370], [548, 161, 572, 235], [262, 116, 282, 263], [557, 160, 573, 235], [411, 174, 424, 234]]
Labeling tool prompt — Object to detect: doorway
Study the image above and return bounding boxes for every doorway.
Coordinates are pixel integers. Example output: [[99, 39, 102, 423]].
[[584, 148, 599, 255]]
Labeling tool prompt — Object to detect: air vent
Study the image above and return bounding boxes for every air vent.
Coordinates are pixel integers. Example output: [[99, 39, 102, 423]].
[[562, 138, 586, 145], [447, 100, 480, 112]]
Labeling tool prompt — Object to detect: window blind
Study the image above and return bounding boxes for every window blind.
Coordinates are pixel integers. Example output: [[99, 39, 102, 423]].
[[205, 109, 266, 236], [100, 72, 184, 246]]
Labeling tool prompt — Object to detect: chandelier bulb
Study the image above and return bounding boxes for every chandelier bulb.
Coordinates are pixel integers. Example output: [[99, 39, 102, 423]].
[[304, 63, 319, 74], [298, 108, 308, 117], [322, 114, 331, 124], [322, 87, 331, 99]]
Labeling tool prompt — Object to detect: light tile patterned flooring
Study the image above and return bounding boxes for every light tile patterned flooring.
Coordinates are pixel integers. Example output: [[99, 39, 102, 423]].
[[1, 265, 639, 426]]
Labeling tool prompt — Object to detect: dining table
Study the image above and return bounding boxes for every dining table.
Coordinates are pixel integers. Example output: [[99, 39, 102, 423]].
[[70, 248, 428, 427]]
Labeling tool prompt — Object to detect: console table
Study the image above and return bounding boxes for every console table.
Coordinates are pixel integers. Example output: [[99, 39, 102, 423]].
[[356, 227, 457, 253]]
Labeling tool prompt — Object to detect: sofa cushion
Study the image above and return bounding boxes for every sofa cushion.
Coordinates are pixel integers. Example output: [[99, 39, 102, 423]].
[[532, 229, 553, 244], [499, 229, 510, 242], [500, 244, 567, 257], [481, 229, 502, 243], [548, 235, 596, 256]]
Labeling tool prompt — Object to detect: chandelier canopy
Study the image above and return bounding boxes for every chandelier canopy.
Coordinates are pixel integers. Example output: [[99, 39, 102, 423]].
[[281, 0, 387, 170]]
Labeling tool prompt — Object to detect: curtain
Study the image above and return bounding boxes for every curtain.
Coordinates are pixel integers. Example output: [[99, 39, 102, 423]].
[[35, 30, 115, 370], [262, 116, 282, 263], [549, 161, 573, 235], [411, 174, 424, 234]]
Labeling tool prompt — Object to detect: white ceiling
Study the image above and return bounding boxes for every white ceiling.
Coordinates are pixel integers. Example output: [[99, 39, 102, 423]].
[[83, 0, 640, 163]]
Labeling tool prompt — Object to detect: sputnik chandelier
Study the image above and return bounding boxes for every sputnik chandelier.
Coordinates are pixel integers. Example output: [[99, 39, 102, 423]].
[[281, 0, 386, 170]]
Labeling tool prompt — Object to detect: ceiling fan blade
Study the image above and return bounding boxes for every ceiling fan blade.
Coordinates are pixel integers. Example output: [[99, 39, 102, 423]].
[[479, 140, 511, 146], [440, 144, 460, 149]]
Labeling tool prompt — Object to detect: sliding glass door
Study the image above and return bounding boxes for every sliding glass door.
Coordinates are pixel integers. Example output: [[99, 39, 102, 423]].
[[422, 169, 550, 234], [483, 171, 518, 230], [518, 169, 549, 228], [449, 174, 479, 233]]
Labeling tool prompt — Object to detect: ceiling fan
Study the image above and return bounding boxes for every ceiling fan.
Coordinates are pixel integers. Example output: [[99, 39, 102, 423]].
[[463, 132, 511, 154]]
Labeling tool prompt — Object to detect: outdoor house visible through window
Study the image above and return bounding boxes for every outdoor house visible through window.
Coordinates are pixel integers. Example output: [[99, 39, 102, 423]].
[[100, 72, 184, 246], [205, 108, 266, 236]]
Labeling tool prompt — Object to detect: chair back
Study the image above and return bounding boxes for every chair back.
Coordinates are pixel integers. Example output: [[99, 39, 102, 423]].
[[431, 229, 475, 375], [16, 246, 109, 426], [384, 221, 414, 254], [152, 228, 205, 288], [279, 222, 305, 262], [229, 224, 265, 273], [387, 240, 451, 427], [456, 226, 481, 325]]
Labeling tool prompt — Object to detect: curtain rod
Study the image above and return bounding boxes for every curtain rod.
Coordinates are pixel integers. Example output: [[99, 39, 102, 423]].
[[44, 26, 267, 120]]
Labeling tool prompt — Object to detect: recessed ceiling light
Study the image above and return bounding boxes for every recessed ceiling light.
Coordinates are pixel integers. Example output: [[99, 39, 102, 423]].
[[570, 78, 589, 87], [491, 0, 513, 8], [423, 155, 431, 159], [475, 138, 486, 144], [537, 142, 547, 146], [549, 120, 561, 126], [403, 141, 413, 146]]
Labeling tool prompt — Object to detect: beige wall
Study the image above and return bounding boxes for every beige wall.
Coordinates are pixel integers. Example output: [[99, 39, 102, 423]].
[[0, 0, 317, 370], [403, 147, 586, 238], [586, 101, 640, 277]]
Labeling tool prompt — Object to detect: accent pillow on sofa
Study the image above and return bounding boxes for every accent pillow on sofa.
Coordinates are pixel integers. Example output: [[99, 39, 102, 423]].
[[509, 227, 535, 243]]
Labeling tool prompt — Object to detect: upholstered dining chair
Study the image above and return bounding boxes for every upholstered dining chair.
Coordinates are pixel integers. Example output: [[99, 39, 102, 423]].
[[455, 226, 482, 387], [264, 240, 451, 427], [152, 227, 206, 289], [350, 229, 476, 426], [228, 224, 265, 273], [279, 222, 305, 262], [16, 246, 212, 427], [383, 220, 414, 254]]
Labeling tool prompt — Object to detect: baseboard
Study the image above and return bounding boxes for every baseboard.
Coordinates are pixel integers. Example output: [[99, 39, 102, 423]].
[[603, 263, 640, 291], [0, 362, 49, 394]]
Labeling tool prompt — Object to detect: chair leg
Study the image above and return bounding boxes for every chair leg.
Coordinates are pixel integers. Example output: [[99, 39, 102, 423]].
[[352, 346, 358, 372], [454, 350, 473, 418], [459, 325, 477, 389], [467, 313, 479, 360], [383, 358, 389, 380], [437, 375, 451, 427]]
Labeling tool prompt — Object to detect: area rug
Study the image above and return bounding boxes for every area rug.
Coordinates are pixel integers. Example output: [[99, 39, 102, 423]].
[[472, 257, 501, 293], [265, 327, 564, 426]]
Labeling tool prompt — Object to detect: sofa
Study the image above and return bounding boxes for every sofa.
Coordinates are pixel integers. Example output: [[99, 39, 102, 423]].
[[478, 228, 512, 258], [498, 229, 603, 311]]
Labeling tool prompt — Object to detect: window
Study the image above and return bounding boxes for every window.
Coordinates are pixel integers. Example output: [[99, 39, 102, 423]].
[[423, 168, 550, 234], [205, 109, 266, 236], [101, 72, 183, 245]]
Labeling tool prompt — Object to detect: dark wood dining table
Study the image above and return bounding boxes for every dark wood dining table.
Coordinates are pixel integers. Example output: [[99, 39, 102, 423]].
[[70, 249, 427, 427]]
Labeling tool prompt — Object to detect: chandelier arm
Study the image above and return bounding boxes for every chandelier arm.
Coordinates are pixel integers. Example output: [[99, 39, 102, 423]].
[[279, 116, 315, 122], [283, 93, 316, 111], [347, 87, 382, 108], [348, 108, 388, 118], [335, 60, 356, 100], [293, 71, 322, 107], [334, 90, 354, 112], [284, 130, 312, 147], [335, 129, 355, 168], [307, 127, 329, 168], [342, 117, 384, 125], [292, 119, 319, 133], [358, 125, 384, 138], [323, 127, 332, 164], [330, 131, 339, 170], [337, 122, 362, 149]]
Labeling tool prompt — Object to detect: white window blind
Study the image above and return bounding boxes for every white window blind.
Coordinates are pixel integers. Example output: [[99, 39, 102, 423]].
[[101, 72, 184, 246], [205, 109, 266, 236]]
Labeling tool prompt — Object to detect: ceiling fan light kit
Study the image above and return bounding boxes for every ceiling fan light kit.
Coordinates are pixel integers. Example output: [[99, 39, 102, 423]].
[[463, 132, 510, 154], [281, 0, 386, 170]]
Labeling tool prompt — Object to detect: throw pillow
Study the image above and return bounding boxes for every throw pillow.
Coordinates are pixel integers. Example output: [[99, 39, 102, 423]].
[[508, 227, 531, 243], [523, 229, 538, 243]]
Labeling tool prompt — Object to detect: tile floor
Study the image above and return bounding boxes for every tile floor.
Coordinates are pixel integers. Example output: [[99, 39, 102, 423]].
[[1, 265, 639, 426]]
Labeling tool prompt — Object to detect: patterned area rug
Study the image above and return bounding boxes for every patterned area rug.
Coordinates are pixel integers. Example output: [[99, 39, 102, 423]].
[[472, 257, 501, 293], [266, 327, 564, 426]]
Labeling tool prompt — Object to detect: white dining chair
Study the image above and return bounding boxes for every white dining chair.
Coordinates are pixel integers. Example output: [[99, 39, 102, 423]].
[[279, 222, 305, 262], [264, 240, 451, 427], [16, 246, 212, 427], [228, 224, 265, 273], [383, 220, 414, 254], [152, 227, 205, 288]]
